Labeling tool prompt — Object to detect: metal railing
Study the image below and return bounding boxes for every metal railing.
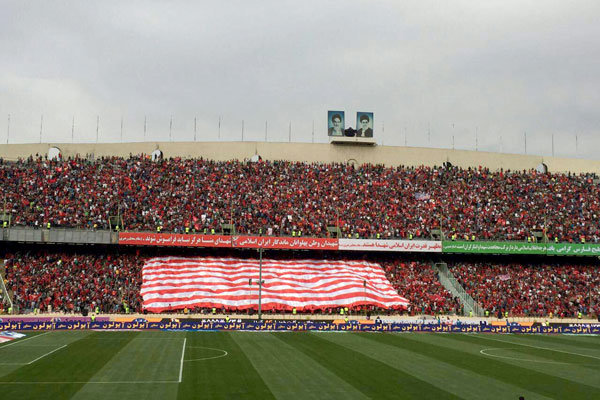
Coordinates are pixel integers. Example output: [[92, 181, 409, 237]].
[[1, 227, 115, 245], [0, 260, 13, 312], [433, 262, 484, 317]]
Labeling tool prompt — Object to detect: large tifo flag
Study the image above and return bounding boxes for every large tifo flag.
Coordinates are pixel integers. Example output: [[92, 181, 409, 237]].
[[141, 257, 409, 312]]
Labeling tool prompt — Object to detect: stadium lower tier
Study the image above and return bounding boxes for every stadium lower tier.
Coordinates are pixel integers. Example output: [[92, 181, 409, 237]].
[[2, 250, 599, 318], [450, 261, 600, 318]]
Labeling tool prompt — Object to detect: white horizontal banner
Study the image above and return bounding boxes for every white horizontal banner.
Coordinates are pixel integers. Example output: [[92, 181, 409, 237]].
[[338, 239, 442, 253]]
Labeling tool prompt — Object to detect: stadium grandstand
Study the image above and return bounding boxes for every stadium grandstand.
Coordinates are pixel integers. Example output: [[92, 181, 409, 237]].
[[1, 141, 600, 399], [0, 141, 599, 320]]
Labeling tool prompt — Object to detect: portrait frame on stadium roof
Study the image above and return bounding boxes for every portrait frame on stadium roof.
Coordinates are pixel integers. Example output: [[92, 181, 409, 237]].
[[356, 112, 374, 138], [327, 111, 345, 136]]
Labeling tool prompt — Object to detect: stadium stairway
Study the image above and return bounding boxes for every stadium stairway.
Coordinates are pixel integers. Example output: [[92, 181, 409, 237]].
[[433, 262, 485, 317], [0, 259, 14, 312]]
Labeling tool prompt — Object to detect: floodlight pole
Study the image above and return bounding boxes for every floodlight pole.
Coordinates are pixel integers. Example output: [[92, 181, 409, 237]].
[[363, 280, 367, 316], [258, 247, 263, 321], [336, 208, 340, 236], [428, 122, 430, 145], [39, 114, 43, 143]]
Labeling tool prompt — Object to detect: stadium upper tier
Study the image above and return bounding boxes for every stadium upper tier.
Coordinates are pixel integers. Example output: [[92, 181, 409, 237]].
[[1, 154, 599, 242]]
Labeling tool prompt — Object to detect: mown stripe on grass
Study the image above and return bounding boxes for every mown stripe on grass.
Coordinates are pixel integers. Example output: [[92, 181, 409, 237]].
[[0, 331, 91, 377], [481, 334, 600, 369], [179, 331, 275, 400], [0, 331, 51, 350], [231, 332, 367, 400], [406, 333, 600, 399], [316, 332, 551, 400], [0, 331, 139, 399], [71, 331, 186, 400], [277, 332, 460, 400], [556, 335, 600, 345], [448, 334, 600, 376]]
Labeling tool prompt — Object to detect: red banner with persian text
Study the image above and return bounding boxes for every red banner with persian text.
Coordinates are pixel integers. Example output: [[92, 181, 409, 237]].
[[118, 232, 232, 247], [232, 235, 339, 250], [118, 232, 339, 251]]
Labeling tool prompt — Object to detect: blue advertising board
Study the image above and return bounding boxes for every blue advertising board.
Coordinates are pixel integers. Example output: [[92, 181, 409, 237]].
[[1, 320, 598, 335]]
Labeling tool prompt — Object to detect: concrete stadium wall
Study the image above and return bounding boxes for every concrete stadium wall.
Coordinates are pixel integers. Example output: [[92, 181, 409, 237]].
[[0, 141, 598, 174]]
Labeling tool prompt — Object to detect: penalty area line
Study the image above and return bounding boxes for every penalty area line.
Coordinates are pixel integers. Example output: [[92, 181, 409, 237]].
[[0, 332, 51, 350], [27, 344, 67, 365], [479, 348, 573, 364], [478, 336, 600, 361], [178, 337, 187, 383]]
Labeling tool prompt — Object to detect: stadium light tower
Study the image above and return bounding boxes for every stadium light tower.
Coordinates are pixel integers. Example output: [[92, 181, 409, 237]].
[[39, 114, 43, 143], [258, 247, 263, 320], [251, 247, 265, 320], [249, 247, 265, 320]]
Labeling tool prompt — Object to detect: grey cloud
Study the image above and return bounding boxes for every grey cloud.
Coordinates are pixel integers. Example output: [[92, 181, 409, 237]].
[[0, 1, 599, 160]]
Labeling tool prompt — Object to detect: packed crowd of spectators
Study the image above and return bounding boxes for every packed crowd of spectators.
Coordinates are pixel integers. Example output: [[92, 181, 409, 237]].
[[3, 248, 599, 318], [450, 262, 600, 318], [2, 250, 461, 316], [1, 154, 600, 242], [4, 252, 143, 314], [382, 260, 461, 315]]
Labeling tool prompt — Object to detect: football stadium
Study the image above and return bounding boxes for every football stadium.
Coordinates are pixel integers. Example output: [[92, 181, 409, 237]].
[[2, 2, 600, 399], [0, 141, 599, 399]]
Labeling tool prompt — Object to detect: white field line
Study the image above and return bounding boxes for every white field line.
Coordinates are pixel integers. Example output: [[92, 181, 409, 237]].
[[178, 337, 187, 383], [0, 332, 50, 349], [81, 337, 184, 340], [184, 346, 228, 362], [0, 381, 180, 384], [479, 348, 573, 364], [479, 335, 600, 361], [27, 344, 67, 365]]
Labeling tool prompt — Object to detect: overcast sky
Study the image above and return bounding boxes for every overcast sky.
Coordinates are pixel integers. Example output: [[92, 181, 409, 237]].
[[1, 1, 599, 159]]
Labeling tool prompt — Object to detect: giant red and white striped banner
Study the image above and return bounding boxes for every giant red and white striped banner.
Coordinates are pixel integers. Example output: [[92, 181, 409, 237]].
[[141, 257, 408, 312]]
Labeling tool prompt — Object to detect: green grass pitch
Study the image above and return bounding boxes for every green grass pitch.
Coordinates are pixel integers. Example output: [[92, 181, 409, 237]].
[[0, 330, 598, 399]]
